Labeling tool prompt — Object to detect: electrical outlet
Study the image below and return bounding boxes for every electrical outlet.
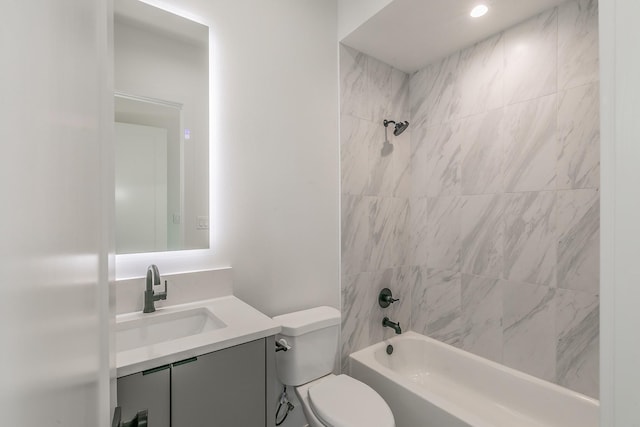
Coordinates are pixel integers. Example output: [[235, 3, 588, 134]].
[[196, 216, 209, 230]]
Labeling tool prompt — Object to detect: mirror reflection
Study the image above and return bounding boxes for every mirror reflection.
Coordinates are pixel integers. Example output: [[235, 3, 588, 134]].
[[114, 0, 209, 254]]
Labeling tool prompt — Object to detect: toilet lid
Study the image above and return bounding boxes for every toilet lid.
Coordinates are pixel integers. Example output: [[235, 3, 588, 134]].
[[308, 375, 394, 427]]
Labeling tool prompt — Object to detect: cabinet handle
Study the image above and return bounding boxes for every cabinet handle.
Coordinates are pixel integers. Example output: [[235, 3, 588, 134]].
[[172, 356, 198, 367], [142, 364, 171, 375]]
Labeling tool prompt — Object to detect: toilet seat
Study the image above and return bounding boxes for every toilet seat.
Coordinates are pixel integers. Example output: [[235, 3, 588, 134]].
[[307, 374, 394, 427]]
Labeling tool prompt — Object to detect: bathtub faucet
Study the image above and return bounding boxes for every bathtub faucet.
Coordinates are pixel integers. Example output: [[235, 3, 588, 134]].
[[382, 317, 402, 334]]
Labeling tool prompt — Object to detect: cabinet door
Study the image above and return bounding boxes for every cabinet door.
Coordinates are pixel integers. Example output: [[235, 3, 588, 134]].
[[117, 365, 171, 427], [172, 339, 266, 427]]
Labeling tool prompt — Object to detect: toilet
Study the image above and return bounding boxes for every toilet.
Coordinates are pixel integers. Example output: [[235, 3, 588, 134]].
[[273, 306, 395, 427]]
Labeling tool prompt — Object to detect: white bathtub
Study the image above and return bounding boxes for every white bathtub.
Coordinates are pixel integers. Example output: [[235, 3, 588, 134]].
[[349, 332, 598, 427]]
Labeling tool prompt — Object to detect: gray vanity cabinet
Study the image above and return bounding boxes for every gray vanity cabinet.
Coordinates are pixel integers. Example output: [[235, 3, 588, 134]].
[[117, 366, 171, 427], [172, 338, 266, 427], [117, 338, 268, 427]]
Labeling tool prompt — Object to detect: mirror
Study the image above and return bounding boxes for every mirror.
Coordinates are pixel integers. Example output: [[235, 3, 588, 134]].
[[114, 0, 209, 254]]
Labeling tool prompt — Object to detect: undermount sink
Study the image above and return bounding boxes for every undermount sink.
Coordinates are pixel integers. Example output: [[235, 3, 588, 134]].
[[116, 307, 226, 352]]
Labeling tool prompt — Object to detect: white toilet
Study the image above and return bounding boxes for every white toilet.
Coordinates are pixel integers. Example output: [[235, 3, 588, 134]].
[[273, 306, 395, 427]]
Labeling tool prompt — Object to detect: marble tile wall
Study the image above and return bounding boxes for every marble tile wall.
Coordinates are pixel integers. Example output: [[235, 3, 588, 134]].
[[340, 44, 413, 373], [340, 0, 599, 399], [408, 0, 600, 397]]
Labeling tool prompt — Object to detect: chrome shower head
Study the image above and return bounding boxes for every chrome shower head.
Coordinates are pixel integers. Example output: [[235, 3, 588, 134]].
[[383, 119, 410, 136]]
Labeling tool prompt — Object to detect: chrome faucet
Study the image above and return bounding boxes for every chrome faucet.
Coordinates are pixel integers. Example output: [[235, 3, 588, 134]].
[[143, 264, 167, 313], [382, 317, 402, 334]]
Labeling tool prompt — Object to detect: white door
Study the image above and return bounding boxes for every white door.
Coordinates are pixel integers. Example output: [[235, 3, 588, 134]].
[[115, 122, 168, 254], [600, 1, 640, 425], [0, 1, 113, 427]]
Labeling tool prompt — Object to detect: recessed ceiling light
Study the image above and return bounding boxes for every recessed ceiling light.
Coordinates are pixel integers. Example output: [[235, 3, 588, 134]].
[[470, 4, 489, 18]]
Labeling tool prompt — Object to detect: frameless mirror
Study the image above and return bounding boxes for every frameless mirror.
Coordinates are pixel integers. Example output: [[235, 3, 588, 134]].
[[114, 0, 209, 254]]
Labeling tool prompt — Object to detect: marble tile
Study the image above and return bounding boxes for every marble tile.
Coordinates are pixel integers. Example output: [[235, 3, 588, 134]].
[[453, 34, 504, 120], [392, 128, 411, 198], [409, 53, 459, 128], [503, 94, 557, 192], [341, 194, 370, 277], [408, 198, 428, 266], [504, 8, 557, 105], [368, 55, 393, 121], [460, 109, 504, 195], [340, 44, 369, 121], [410, 125, 428, 199], [368, 197, 409, 271], [503, 281, 556, 381], [366, 124, 411, 198], [410, 266, 429, 333], [557, 82, 600, 190], [504, 191, 557, 286], [461, 274, 503, 363], [340, 114, 375, 196], [341, 272, 374, 372], [557, 189, 599, 294], [558, 0, 599, 90], [424, 122, 461, 197], [555, 288, 599, 398], [370, 267, 414, 344], [419, 269, 462, 346], [367, 124, 396, 197], [391, 67, 410, 121], [461, 194, 504, 277], [426, 196, 461, 271]]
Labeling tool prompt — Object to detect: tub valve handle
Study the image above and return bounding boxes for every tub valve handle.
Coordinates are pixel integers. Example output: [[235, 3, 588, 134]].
[[379, 288, 399, 308]]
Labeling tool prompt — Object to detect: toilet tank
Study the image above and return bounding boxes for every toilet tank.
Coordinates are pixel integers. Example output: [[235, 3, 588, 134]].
[[273, 306, 341, 386]]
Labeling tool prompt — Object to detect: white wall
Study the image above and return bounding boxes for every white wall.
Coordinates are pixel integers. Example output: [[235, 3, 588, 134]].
[[599, 0, 640, 425], [136, 0, 341, 318], [338, 0, 393, 40], [0, 1, 114, 426]]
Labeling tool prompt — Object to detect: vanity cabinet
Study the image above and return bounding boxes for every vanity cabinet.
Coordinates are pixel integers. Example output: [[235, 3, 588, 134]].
[[172, 338, 265, 426], [117, 338, 268, 427], [118, 365, 171, 427]]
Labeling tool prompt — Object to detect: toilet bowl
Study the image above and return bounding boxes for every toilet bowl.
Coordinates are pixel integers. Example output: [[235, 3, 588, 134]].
[[272, 306, 395, 427], [295, 374, 394, 427]]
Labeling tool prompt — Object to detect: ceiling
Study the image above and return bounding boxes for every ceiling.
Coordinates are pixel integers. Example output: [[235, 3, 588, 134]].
[[341, 0, 570, 73]]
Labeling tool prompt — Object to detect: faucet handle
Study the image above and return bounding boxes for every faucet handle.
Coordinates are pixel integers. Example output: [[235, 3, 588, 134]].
[[157, 280, 168, 300]]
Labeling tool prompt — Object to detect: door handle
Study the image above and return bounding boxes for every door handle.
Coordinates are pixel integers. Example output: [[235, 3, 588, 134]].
[[112, 407, 121, 427], [113, 406, 148, 427]]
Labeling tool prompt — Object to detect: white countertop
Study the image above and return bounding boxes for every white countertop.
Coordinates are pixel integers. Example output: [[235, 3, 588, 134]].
[[116, 296, 281, 377]]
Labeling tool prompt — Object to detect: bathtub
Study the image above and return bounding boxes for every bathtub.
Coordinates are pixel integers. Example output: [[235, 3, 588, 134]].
[[349, 332, 598, 427]]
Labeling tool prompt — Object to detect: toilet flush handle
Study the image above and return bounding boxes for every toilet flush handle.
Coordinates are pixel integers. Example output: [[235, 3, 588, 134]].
[[275, 338, 292, 352]]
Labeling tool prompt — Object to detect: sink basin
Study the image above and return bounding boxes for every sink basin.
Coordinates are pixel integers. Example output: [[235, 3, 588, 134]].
[[116, 307, 226, 352], [116, 296, 282, 377]]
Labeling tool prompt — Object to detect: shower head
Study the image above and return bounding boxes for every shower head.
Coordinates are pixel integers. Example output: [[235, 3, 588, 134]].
[[394, 121, 409, 136], [383, 119, 410, 136]]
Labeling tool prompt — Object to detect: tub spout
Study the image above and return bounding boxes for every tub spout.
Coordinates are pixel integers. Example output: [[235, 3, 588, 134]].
[[382, 317, 402, 334]]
